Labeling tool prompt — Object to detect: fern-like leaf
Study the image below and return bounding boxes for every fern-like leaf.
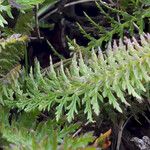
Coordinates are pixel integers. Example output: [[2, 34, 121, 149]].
[[1, 34, 150, 122]]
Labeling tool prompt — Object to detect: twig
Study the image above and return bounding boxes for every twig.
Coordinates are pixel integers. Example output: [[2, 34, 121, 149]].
[[57, 0, 68, 14], [46, 39, 65, 60], [133, 22, 140, 31], [39, 0, 100, 21], [115, 115, 133, 150], [108, 0, 115, 5], [29, 36, 44, 40], [72, 122, 89, 138], [141, 113, 150, 124], [35, 4, 41, 39], [41, 113, 49, 119], [116, 118, 124, 150], [122, 115, 133, 129]]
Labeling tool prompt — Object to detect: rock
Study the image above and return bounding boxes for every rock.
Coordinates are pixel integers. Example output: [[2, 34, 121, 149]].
[[131, 136, 150, 150]]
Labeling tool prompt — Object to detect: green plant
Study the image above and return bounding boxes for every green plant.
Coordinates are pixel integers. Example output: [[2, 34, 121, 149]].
[[0, 107, 96, 150], [0, 0, 44, 27], [1, 34, 150, 122], [0, 0, 46, 78], [0, 34, 28, 77], [0, 2, 13, 27], [0, 1, 150, 149], [78, 0, 150, 50]]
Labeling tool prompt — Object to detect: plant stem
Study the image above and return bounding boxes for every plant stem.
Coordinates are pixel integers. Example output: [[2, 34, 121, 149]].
[[116, 119, 124, 150], [35, 4, 41, 39]]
